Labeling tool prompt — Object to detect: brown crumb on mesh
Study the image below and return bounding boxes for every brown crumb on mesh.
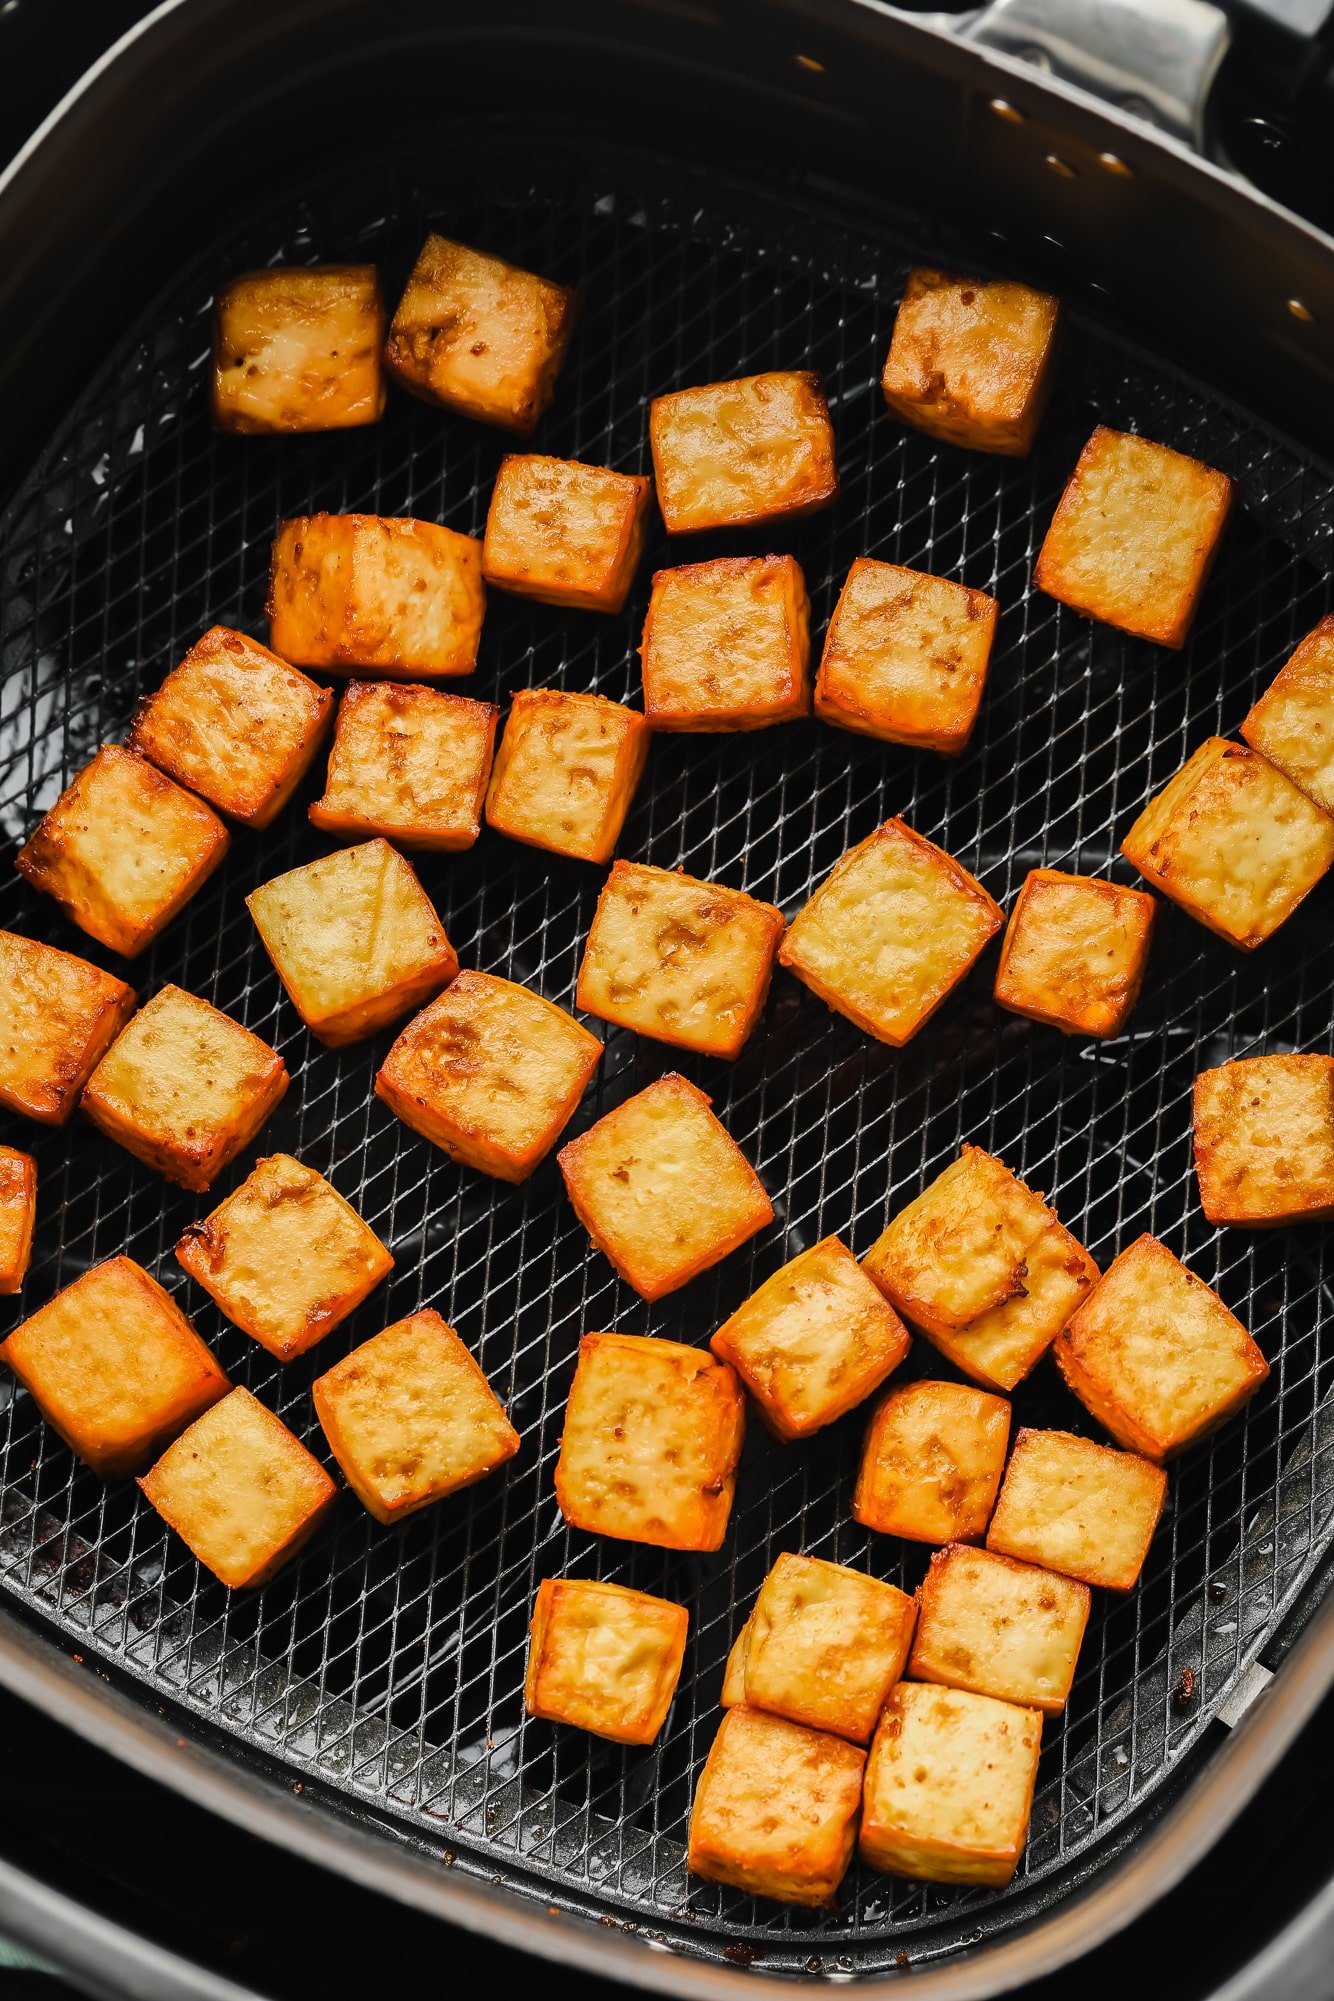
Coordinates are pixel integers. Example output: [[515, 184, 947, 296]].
[[723, 1944, 759, 1966], [1173, 1665, 1197, 1711]]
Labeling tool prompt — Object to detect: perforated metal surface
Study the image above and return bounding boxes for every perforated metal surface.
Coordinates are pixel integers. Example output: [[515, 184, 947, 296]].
[[1, 136, 1333, 1977]]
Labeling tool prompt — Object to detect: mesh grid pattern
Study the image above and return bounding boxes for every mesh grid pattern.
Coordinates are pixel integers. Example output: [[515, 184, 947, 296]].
[[0, 139, 1332, 1975]]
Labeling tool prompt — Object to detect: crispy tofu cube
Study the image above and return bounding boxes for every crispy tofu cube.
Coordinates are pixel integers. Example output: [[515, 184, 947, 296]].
[[312, 1308, 519, 1523], [727, 1554, 917, 1743], [1122, 737, 1334, 950], [176, 1153, 392, 1361], [994, 869, 1156, 1038], [987, 1427, 1167, 1591], [82, 985, 287, 1191], [1193, 1053, 1334, 1226], [710, 1234, 910, 1440], [524, 1577, 688, 1746], [557, 1074, 773, 1300], [1053, 1234, 1268, 1459], [15, 746, 229, 959], [376, 969, 602, 1182], [484, 689, 650, 864], [308, 680, 497, 852], [0, 931, 136, 1125], [213, 265, 385, 434], [649, 372, 838, 535], [688, 1705, 865, 1906], [1241, 616, 1334, 814], [815, 560, 998, 754], [0, 1149, 36, 1295], [128, 626, 334, 830], [481, 455, 652, 614], [860, 1681, 1042, 1887], [384, 235, 575, 434], [0, 1255, 229, 1475], [909, 1544, 1089, 1714], [881, 269, 1060, 456], [1035, 426, 1232, 647], [139, 1386, 334, 1589], [779, 818, 1002, 1047], [555, 1330, 745, 1549], [247, 838, 456, 1048], [267, 513, 485, 680], [639, 555, 811, 730], [853, 1380, 1010, 1544]]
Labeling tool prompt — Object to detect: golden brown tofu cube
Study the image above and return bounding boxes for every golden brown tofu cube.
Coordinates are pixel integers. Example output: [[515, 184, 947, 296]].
[[247, 838, 456, 1048], [213, 265, 385, 434], [557, 1073, 773, 1301], [728, 1554, 917, 1743], [710, 1234, 910, 1441], [909, 1544, 1089, 1714], [376, 970, 602, 1183], [0, 1255, 229, 1476], [525, 1578, 688, 1746], [1122, 737, 1334, 950], [1193, 1053, 1334, 1226], [1035, 426, 1232, 647], [881, 269, 1061, 457], [779, 818, 1002, 1047], [815, 560, 998, 754], [555, 1331, 745, 1550], [649, 371, 838, 535], [860, 1681, 1042, 1887], [0, 1149, 36, 1295], [639, 555, 811, 730], [987, 1427, 1167, 1592], [1054, 1234, 1268, 1460], [0, 930, 136, 1125], [853, 1380, 1010, 1544], [993, 869, 1156, 1038], [267, 514, 485, 680], [484, 689, 650, 864], [139, 1386, 334, 1589], [1241, 616, 1334, 814], [82, 985, 287, 1192], [308, 680, 497, 852], [16, 746, 229, 959], [689, 1705, 864, 1907], [481, 455, 652, 614], [176, 1153, 392, 1362], [384, 235, 575, 434], [313, 1309, 519, 1524]]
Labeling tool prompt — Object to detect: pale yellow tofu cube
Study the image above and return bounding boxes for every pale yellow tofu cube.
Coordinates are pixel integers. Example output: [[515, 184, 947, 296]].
[[267, 513, 485, 680], [213, 265, 385, 434], [687, 1705, 865, 1907], [649, 371, 838, 534], [484, 689, 650, 864], [727, 1554, 916, 1743], [987, 1427, 1167, 1592], [881, 269, 1061, 456], [993, 869, 1156, 1038], [1241, 616, 1334, 813], [1193, 1053, 1334, 1226], [525, 1577, 688, 1746], [853, 1380, 1010, 1544], [482, 455, 652, 614], [815, 559, 998, 754], [0, 1149, 36, 1296], [639, 555, 811, 730], [0, 930, 136, 1126], [909, 1543, 1089, 1714], [308, 680, 498, 851]]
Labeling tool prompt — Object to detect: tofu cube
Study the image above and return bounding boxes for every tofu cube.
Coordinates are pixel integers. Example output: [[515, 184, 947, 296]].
[[0, 1149, 37, 1295], [384, 234, 575, 434], [853, 1380, 1010, 1544], [1193, 1053, 1334, 1226], [909, 1544, 1089, 1714], [1241, 616, 1334, 814], [267, 513, 485, 680], [128, 625, 334, 829], [987, 1427, 1167, 1592], [309, 680, 498, 852], [524, 1577, 688, 1745], [139, 1386, 334, 1589], [0, 1255, 229, 1475], [1053, 1233, 1268, 1459], [376, 969, 602, 1182], [82, 985, 288, 1192], [555, 1330, 745, 1550], [779, 818, 1003, 1047], [815, 559, 998, 754], [176, 1153, 393, 1362], [726, 1553, 917, 1743], [484, 689, 650, 864], [1035, 426, 1232, 647], [688, 1705, 865, 1907], [649, 371, 838, 535], [881, 269, 1061, 456], [213, 265, 385, 434], [710, 1234, 910, 1441], [575, 859, 785, 1060], [312, 1308, 519, 1524], [1122, 737, 1334, 949], [0, 930, 136, 1125], [557, 1074, 773, 1301], [16, 745, 229, 959], [481, 455, 652, 614], [993, 869, 1156, 1038], [639, 555, 811, 731], [247, 838, 457, 1047], [859, 1681, 1042, 1887]]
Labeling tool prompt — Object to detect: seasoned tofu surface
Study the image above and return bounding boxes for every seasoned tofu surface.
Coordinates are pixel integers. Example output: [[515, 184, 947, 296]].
[[815, 559, 998, 753], [687, 1704, 866, 1906], [881, 269, 1061, 455], [309, 680, 497, 851], [923, 1214, 1098, 1393], [267, 513, 485, 679], [0, 930, 136, 1125], [650, 371, 837, 534], [987, 1427, 1167, 1591], [1241, 615, 1334, 814], [640, 555, 811, 729], [482, 455, 652, 612], [854, 1379, 1010, 1544], [864, 1145, 1052, 1332], [737, 1553, 917, 1742], [908, 1543, 1090, 1713], [993, 869, 1156, 1038], [1193, 1053, 1334, 1226], [525, 1578, 688, 1745], [484, 689, 650, 863], [213, 265, 385, 433], [0, 1148, 36, 1295]]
